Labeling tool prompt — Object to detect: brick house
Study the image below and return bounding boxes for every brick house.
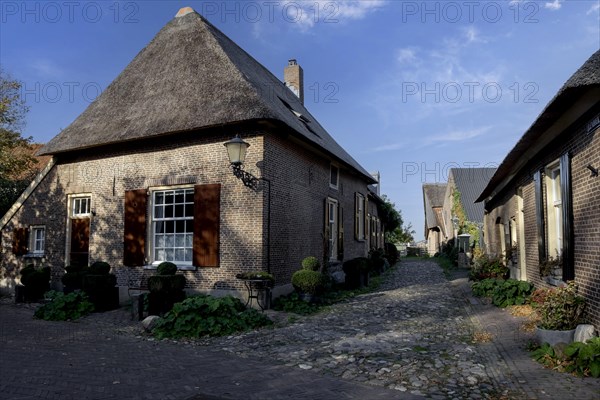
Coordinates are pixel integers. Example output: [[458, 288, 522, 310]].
[[441, 168, 496, 249], [476, 50, 600, 328], [422, 183, 447, 255], [0, 7, 383, 302]]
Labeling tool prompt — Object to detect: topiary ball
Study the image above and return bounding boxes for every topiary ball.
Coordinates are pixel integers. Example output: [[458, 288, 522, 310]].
[[157, 262, 178, 276], [301, 256, 320, 271], [89, 261, 111, 275]]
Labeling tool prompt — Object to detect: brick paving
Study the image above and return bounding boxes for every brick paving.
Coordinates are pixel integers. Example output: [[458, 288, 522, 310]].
[[0, 259, 599, 399]]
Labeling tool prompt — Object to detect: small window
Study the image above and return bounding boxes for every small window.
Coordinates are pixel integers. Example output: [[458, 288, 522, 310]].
[[330, 164, 339, 189], [30, 226, 45, 255], [72, 197, 91, 217]]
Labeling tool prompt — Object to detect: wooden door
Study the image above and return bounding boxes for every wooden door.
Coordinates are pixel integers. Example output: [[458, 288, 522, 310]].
[[70, 219, 90, 267]]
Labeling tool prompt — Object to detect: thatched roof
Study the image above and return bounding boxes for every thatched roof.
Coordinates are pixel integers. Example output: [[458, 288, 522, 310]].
[[40, 8, 374, 182], [477, 49, 600, 203], [422, 183, 446, 235]]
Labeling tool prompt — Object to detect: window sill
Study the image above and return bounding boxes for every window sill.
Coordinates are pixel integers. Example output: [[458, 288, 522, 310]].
[[143, 264, 197, 271], [545, 276, 565, 287], [23, 253, 44, 258]]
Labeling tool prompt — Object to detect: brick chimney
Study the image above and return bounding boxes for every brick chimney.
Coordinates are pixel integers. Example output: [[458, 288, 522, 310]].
[[284, 59, 304, 104]]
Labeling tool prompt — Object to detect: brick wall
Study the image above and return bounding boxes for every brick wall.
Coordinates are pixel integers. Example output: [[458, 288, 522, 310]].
[[0, 127, 378, 303], [484, 115, 600, 328]]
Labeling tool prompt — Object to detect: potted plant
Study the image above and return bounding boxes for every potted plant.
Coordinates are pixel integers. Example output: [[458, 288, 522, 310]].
[[147, 262, 186, 315], [17, 264, 51, 302], [532, 281, 586, 346], [291, 269, 326, 302]]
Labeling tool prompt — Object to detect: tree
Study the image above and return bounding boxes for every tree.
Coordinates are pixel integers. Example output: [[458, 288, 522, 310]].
[[379, 195, 415, 244], [0, 67, 37, 216]]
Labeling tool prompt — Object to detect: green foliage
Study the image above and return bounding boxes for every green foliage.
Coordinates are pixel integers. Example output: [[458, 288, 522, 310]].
[[157, 261, 178, 276], [20, 264, 51, 300], [1, 68, 37, 215], [530, 338, 600, 378], [539, 255, 562, 278], [34, 290, 94, 321], [470, 254, 508, 281], [89, 261, 111, 275], [272, 292, 321, 315], [380, 195, 415, 244], [235, 271, 275, 284], [534, 282, 586, 331], [384, 242, 399, 265], [301, 256, 320, 271], [148, 275, 186, 293], [291, 269, 326, 295], [152, 295, 272, 339], [472, 279, 534, 307]]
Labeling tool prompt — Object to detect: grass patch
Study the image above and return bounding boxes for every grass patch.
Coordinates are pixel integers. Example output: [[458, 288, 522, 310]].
[[430, 255, 457, 278]]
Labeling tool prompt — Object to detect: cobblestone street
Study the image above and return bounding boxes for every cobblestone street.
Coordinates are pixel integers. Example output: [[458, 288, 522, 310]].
[[1, 259, 599, 399]]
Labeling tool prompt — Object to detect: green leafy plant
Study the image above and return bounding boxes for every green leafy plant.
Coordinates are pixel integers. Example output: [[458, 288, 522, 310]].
[[148, 263, 186, 315], [368, 248, 387, 275], [152, 295, 272, 339], [62, 265, 90, 290], [384, 242, 399, 265], [301, 256, 320, 271], [291, 269, 326, 295], [534, 281, 586, 331], [539, 255, 562, 278], [34, 290, 94, 321], [530, 338, 600, 377], [472, 278, 533, 307], [470, 254, 508, 281], [272, 292, 321, 315], [235, 271, 275, 285]]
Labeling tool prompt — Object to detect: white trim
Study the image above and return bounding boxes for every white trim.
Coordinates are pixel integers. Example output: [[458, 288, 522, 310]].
[[0, 158, 56, 230]]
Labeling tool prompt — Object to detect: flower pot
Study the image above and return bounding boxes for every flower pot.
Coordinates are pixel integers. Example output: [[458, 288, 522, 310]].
[[535, 327, 576, 347]]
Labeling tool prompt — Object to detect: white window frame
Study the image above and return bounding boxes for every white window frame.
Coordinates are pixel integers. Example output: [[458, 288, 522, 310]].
[[148, 186, 195, 268], [357, 193, 365, 240], [327, 198, 338, 260], [329, 164, 339, 190], [29, 225, 45, 256], [545, 162, 563, 256], [72, 196, 92, 217]]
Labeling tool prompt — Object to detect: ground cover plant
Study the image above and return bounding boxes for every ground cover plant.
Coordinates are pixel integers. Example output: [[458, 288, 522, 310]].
[[34, 290, 94, 321]]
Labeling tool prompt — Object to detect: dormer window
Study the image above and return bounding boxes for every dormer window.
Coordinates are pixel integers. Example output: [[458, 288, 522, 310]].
[[330, 164, 339, 190]]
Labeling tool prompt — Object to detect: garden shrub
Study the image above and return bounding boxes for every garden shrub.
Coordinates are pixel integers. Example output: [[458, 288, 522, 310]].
[[472, 278, 534, 307], [384, 242, 399, 265], [81, 261, 119, 312], [291, 269, 326, 295], [152, 295, 272, 339], [368, 248, 387, 275], [533, 282, 585, 331], [470, 254, 508, 281], [531, 338, 600, 378], [62, 265, 90, 291], [157, 261, 178, 276], [148, 263, 186, 315], [34, 290, 94, 321], [20, 265, 51, 301], [342, 257, 370, 289], [273, 292, 321, 315], [301, 256, 320, 271]]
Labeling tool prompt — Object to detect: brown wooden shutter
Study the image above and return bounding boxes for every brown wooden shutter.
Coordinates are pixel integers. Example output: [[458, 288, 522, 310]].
[[560, 153, 574, 281], [12, 227, 29, 256], [337, 205, 344, 261], [124, 189, 147, 266], [533, 170, 545, 263], [193, 184, 221, 267]]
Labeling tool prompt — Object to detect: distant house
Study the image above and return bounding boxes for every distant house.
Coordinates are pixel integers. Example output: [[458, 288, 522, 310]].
[[422, 183, 447, 255], [441, 168, 496, 248], [476, 50, 600, 327], [0, 8, 383, 301]]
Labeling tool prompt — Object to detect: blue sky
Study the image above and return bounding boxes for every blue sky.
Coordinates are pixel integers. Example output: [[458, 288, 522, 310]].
[[1, 0, 599, 240]]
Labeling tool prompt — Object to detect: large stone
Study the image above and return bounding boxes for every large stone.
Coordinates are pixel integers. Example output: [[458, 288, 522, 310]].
[[142, 315, 161, 332], [331, 271, 345, 284], [574, 324, 596, 343]]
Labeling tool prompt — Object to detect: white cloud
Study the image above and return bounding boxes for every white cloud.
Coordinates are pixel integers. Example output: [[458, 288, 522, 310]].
[[282, 0, 386, 31], [544, 0, 562, 11], [369, 142, 406, 152], [396, 47, 419, 65], [426, 127, 491, 144], [30, 60, 64, 78], [587, 3, 600, 15]]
